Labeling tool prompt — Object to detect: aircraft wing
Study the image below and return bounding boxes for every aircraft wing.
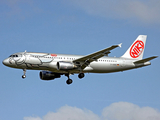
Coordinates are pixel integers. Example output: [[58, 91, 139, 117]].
[[73, 43, 122, 69], [134, 56, 158, 64]]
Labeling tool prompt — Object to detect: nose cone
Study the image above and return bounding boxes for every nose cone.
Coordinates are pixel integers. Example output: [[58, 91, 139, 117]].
[[3, 58, 9, 66]]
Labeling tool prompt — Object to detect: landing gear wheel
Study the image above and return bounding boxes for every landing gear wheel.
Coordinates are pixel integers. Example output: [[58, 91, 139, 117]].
[[22, 75, 26, 79], [78, 73, 85, 79], [22, 69, 26, 79], [66, 79, 73, 85]]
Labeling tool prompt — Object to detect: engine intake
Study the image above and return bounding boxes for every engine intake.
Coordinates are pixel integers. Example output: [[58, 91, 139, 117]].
[[57, 61, 77, 70], [40, 71, 61, 80]]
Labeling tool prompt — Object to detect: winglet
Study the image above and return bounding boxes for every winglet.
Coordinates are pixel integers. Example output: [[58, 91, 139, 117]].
[[118, 43, 122, 48]]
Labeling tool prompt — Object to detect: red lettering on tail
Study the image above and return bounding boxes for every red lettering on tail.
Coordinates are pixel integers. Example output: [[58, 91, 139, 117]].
[[130, 40, 144, 58]]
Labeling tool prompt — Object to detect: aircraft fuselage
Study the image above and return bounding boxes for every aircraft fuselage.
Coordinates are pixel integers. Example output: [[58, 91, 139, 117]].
[[2, 35, 157, 84], [3, 52, 150, 74]]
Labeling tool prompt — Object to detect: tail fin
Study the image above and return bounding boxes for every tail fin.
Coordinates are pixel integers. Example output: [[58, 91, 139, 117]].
[[121, 35, 147, 60]]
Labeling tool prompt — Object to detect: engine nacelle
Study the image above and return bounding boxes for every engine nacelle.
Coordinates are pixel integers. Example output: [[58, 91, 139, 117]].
[[39, 71, 61, 80], [57, 61, 77, 70]]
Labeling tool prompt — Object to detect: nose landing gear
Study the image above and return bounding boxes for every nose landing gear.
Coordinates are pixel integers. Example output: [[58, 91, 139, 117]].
[[22, 75, 26, 78], [22, 69, 26, 79]]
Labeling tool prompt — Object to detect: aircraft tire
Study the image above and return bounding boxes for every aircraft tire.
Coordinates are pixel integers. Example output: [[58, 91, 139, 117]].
[[66, 79, 73, 85], [78, 73, 85, 79], [22, 75, 26, 79]]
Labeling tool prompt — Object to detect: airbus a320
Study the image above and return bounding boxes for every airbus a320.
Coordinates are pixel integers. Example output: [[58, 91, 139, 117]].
[[3, 35, 158, 84]]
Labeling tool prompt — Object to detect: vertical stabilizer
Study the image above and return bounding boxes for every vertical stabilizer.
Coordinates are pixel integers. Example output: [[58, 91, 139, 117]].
[[121, 35, 147, 60]]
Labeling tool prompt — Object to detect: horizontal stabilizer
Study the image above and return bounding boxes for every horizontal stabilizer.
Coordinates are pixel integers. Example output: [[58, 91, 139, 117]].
[[134, 56, 158, 64]]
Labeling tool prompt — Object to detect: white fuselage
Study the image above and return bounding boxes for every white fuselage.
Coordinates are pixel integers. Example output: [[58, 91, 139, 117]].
[[3, 52, 150, 74], [2, 35, 157, 84]]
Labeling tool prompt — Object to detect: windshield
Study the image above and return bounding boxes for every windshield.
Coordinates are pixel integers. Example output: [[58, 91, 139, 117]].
[[9, 54, 22, 57]]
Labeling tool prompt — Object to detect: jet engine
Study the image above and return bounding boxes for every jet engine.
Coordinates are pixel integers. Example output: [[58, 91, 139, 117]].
[[39, 71, 61, 80], [57, 61, 77, 70]]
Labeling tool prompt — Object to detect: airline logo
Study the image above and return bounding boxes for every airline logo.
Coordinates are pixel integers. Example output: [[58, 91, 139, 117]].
[[51, 54, 57, 57], [130, 40, 144, 58]]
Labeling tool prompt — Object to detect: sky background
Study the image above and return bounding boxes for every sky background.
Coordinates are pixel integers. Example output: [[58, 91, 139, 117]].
[[0, 0, 160, 120]]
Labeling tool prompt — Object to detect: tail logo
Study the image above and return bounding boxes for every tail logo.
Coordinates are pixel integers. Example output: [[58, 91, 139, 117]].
[[130, 40, 144, 58]]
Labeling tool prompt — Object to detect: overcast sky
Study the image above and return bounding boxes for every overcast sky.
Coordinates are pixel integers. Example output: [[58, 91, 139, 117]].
[[0, 0, 160, 120]]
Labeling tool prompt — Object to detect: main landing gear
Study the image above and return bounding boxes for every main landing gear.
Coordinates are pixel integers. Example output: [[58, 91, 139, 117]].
[[22, 69, 26, 79], [65, 74, 73, 85], [65, 73, 85, 85], [78, 73, 85, 79]]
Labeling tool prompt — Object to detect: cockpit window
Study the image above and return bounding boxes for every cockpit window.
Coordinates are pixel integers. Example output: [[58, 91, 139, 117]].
[[9, 55, 20, 57], [18, 54, 22, 57]]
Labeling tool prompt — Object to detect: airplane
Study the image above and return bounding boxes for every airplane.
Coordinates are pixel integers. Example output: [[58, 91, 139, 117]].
[[2, 35, 158, 85]]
